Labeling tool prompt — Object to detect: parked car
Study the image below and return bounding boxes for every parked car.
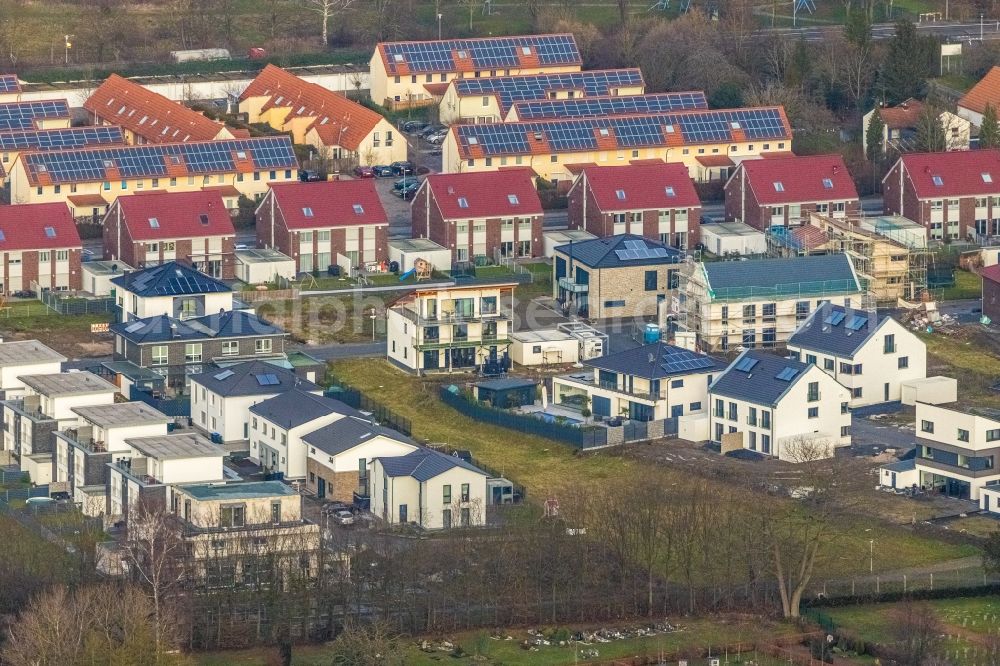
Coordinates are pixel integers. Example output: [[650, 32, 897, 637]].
[[390, 161, 414, 176], [402, 120, 428, 133], [419, 124, 445, 138], [299, 169, 324, 182], [372, 165, 394, 177], [353, 166, 375, 178], [12, 290, 35, 299], [393, 181, 420, 199], [425, 132, 447, 145], [332, 509, 355, 526], [392, 176, 419, 191]]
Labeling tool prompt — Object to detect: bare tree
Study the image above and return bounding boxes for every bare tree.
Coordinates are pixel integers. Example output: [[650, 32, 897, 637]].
[[302, 0, 355, 48], [458, 0, 481, 32], [891, 600, 944, 665]]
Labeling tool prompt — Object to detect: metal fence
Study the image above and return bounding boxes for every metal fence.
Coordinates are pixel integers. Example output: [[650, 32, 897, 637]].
[[34, 285, 115, 315], [807, 567, 1000, 603], [0, 468, 28, 485], [0, 485, 51, 503], [129, 387, 192, 417], [324, 385, 412, 437]]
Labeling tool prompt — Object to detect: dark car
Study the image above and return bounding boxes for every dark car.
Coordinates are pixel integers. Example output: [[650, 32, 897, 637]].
[[12, 290, 35, 299], [353, 166, 375, 179], [372, 165, 394, 177], [390, 161, 414, 176], [393, 181, 420, 199], [299, 169, 323, 182], [402, 120, 428, 133], [392, 176, 419, 191]]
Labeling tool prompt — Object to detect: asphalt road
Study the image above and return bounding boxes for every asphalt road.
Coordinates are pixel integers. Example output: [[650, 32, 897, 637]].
[[765, 18, 1000, 43]]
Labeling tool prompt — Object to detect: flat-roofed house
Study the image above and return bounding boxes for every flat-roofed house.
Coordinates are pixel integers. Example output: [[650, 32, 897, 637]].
[[0, 202, 83, 292], [0, 340, 66, 399], [568, 163, 701, 249], [370, 34, 583, 110], [255, 180, 388, 275], [84, 74, 235, 145], [103, 190, 236, 278], [239, 65, 405, 166], [411, 169, 543, 264]]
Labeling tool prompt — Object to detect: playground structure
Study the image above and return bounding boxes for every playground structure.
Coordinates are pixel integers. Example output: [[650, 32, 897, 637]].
[[399, 257, 433, 282]]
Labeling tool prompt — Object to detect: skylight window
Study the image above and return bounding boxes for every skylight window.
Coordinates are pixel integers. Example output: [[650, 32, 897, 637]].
[[236, 150, 247, 159], [822, 178, 834, 189], [521, 46, 532, 55], [599, 128, 610, 136], [665, 186, 676, 197], [0, 230, 6, 242], [734, 357, 758, 372], [149, 217, 159, 228], [775, 367, 799, 381], [302, 207, 314, 217], [616, 189, 626, 200], [353, 204, 364, 215], [214, 369, 235, 381], [138, 115, 148, 125], [393, 54, 403, 62], [168, 155, 180, 165], [507, 194, 519, 205], [457, 50, 468, 58], [467, 137, 479, 145], [730, 121, 741, 130], [773, 182, 785, 192], [44, 226, 55, 238], [984, 172, 994, 184], [103, 160, 114, 168], [932, 175, 943, 187], [35, 165, 47, 173], [117, 105, 126, 115], [458, 197, 469, 209], [199, 214, 209, 226], [255, 373, 279, 386], [664, 124, 675, 133]]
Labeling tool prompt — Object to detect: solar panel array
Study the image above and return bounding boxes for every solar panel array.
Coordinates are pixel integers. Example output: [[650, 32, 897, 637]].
[[454, 70, 644, 113], [775, 367, 799, 381], [734, 357, 758, 372], [23, 137, 297, 184], [0, 126, 123, 151], [456, 109, 790, 157], [614, 239, 671, 261], [382, 35, 580, 74], [512, 92, 708, 120], [824, 311, 846, 326], [0, 100, 70, 131], [255, 373, 279, 386], [0, 75, 19, 94], [214, 369, 235, 381], [846, 315, 867, 331], [660, 349, 716, 375]]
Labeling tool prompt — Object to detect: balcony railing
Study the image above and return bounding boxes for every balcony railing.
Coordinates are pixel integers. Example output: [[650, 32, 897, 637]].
[[182, 518, 315, 536], [393, 306, 512, 325], [558, 277, 589, 293]]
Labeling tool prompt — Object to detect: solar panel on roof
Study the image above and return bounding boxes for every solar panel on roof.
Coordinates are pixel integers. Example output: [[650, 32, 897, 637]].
[[0, 100, 70, 131], [662, 355, 715, 374], [846, 315, 867, 331], [824, 311, 846, 326], [383, 35, 580, 75], [0, 75, 19, 94], [124, 321, 145, 333], [0, 126, 123, 152], [214, 369, 235, 381], [734, 357, 758, 372], [775, 367, 799, 381], [513, 92, 709, 120], [623, 240, 645, 250], [454, 69, 644, 113], [255, 373, 279, 386]]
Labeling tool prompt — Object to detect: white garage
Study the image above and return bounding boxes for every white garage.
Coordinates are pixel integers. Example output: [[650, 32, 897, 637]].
[[235, 248, 296, 285]]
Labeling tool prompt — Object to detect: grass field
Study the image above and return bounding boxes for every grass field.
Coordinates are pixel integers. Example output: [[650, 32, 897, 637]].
[[938, 270, 982, 301], [919, 326, 1000, 411], [0, 312, 113, 358]]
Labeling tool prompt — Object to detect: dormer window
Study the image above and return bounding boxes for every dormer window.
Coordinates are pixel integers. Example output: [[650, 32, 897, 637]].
[[199, 214, 209, 225]]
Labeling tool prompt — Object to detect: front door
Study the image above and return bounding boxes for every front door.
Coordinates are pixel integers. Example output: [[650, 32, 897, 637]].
[[317, 477, 326, 499], [890, 472, 897, 489], [885, 382, 890, 402], [986, 494, 991, 512], [399, 504, 408, 523], [671, 404, 684, 418]]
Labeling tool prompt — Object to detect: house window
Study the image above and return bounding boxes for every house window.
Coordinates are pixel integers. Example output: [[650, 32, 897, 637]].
[[714, 399, 724, 417], [807, 382, 819, 402], [883, 334, 895, 354], [898, 356, 909, 369], [761, 411, 771, 428], [823, 358, 834, 371], [185, 343, 202, 363], [220, 505, 245, 528], [256, 339, 273, 354], [728, 402, 738, 421], [443, 484, 451, 504], [271, 502, 281, 523], [921, 420, 934, 433], [644, 270, 657, 291], [841, 425, 850, 437], [461, 483, 470, 502], [807, 407, 819, 418], [851, 387, 863, 398], [222, 340, 239, 356], [762, 303, 776, 321], [795, 300, 810, 320], [56, 250, 68, 262], [742, 304, 755, 322], [151, 345, 168, 366], [805, 354, 816, 365], [748, 407, 757, 426], [671, 379, 684, 389], [958, 428, 970, 442]]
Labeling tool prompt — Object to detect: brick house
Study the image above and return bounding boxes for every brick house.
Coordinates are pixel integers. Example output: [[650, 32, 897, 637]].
[[567, 163, 701, 249], [724, 154, 860, 231], [411, 168, 543, 264], [103, 190, 236, 278], [982, 264, 1000, 323], [256, 180, 388, 275], [883, 150, 1000, 242], [0, 202, 82, 292]]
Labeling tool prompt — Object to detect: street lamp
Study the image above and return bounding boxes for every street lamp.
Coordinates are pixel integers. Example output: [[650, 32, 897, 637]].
[[869, 539, 874, 573], [64, 34, 74, 65], [437, 13, 443, 40], [369, 307, 377, 341]]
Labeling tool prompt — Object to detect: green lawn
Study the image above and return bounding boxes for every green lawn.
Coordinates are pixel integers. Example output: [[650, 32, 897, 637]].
[[919, 328, 1000, 410], [938, 270, 981, 301]]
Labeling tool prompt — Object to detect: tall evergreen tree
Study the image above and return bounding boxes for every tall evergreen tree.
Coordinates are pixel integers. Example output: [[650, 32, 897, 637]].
[[866, 107, 885, 163], [844, 8, 871, 48], [980, 104, 1000, 149], [882, 19, 935, 104], [914, 105, 946, 153]]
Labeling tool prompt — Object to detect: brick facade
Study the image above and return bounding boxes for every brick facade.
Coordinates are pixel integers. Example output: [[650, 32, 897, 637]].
[[724, 168, 861, 231], [305, 457, 361, 502], [103, 214, 235, 278], [984, 276, 1000, 323]]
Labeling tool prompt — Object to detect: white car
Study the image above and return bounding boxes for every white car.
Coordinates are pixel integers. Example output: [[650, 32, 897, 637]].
[[332, 509, 355, 526]]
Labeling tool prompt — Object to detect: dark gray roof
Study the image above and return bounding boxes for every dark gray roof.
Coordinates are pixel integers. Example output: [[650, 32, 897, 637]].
[[110, 261, 230, 297], [190, 360, 317, 398], [584, 341, 725, 380], [788, 303, 887, 359], [249, 389, 360, 429], [701, 254, 859, 300], [881, 459, 916, 473], [111, 310, 284, 344], [476, 377, 538, 391], [179, 480, 295, 500], [303, 415, 417, 457], [554, 234, 683, 269], [709, 350, 811, 407], [377, 448, 486, 482]]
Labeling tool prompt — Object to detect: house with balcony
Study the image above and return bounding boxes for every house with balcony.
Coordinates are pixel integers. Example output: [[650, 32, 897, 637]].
[[2, 372, 118, 484], [249, 389, 361, 479], [255, 180, 389, 275], [553, 234, 684, 320], [110, 310, 287, 393], [111, 261, 236, 322], [0, 340, 65, 399], [52, 402, 170, 516], [567, 163, 701, 249], [787, 303, 926, 408], [386, 281, 516, 375], [103, 190, 236, 279], [551, 340, 724, 422], [370, 448, 489, 530], [189, 360, 320, 447], [883, 150, 1000, 242], [882, 403, 1000, 501], [724, 154, 860, 231], [108, 432, 225, 523], [709, 350, 851, 461], [303, 416, 418, 503], [411, 169, 544, 264], [677, 253, 864, 353]]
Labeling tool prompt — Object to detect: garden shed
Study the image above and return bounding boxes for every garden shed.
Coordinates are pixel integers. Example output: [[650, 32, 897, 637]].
[[476, 378, 537, 409]]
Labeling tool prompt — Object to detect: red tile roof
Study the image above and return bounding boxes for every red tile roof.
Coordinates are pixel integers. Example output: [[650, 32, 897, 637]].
[[579, 163, 699, 211], [423, 169, 543, 220], [981, 263, 1000, 285], [959, 66, 1000, 116], [267, 179, 388, 229], [790, 225, 829, 251], [878, 98, 924, 129], [240, 65, 383, 152], [83, 74, 230, 144], [68, 194, 109, 207], [739, 154, 858, 206], [0, 203, 81, 250], [114, 190, 235, 241], [897, 150, 1000, 199], [695, 155, 735, 167]]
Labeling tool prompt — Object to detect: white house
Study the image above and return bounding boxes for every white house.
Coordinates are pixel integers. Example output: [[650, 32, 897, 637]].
[[709, 350, 851, 461], [370, 448, 489, 530], [111, 261, 235, 322], [787, 304, 926, 408], [248, 389, 360, 479], [551, 341, 725, 422], [52, 402, 171, 516], [0, 340, 65, 399], [189, 361, 321, 445], [303, 415, 419, 502]]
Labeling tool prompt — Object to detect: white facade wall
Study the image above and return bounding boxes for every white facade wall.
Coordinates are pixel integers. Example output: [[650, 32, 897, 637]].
[[510, 335, 578, 366], [252, 412, 345, 479], [44, 391, 116, 421], [0, 361, 63, 397], [161, 456, 224, 484], [118, 288, 233, 321], [371, 460, 488, 530], [307, 435, 418, 474]]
